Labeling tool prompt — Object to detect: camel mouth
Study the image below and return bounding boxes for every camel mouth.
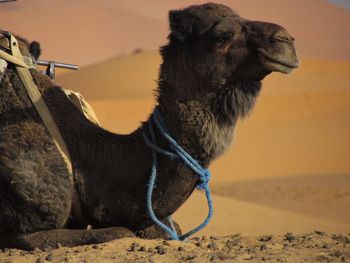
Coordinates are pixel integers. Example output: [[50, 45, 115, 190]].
[[258, 48, 300, 74]]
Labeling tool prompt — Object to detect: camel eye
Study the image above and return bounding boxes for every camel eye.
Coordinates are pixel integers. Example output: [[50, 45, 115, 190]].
[[215, 32, 233, 44]]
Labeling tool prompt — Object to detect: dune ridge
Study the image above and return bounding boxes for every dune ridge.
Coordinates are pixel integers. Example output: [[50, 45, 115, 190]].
[[1, 0, 350, 65]]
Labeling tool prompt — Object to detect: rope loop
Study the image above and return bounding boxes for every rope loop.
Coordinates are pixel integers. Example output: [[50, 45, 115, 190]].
[[143, 107, 214, 241]]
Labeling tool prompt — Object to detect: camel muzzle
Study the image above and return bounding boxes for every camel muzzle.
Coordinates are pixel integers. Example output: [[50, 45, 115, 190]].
[[246, 21, 300, 74]]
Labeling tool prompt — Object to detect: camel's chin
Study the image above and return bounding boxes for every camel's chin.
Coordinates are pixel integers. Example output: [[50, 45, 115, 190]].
[[258, 49, 299, 74], [260, 59, 295, 74]]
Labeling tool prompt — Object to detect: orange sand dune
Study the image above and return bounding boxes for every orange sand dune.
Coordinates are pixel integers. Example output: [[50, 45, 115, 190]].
[[57, 51, 350, 101], [1, 0, 349, 66], [87, 96, 350, 182], [57, 51, 350, 182], [212, 174, 350, 225], [174, 191, 350, 236], [57, 52, 161, 101]]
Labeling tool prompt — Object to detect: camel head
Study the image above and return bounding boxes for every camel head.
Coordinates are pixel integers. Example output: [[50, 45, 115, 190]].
[[160, 3, 299, 96]]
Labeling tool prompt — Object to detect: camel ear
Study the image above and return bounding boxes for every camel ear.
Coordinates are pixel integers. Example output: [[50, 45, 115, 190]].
[[169, 10, 194, 42], [29, 41, 41, 60]]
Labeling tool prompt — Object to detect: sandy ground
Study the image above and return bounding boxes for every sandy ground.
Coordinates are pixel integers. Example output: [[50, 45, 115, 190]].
[[0, 232, 349, 262]]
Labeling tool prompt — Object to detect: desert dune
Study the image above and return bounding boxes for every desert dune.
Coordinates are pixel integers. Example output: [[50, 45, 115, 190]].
[[57, 53, 350, 183], [1, 0, 349, 66], [1, 1, 350, 261]]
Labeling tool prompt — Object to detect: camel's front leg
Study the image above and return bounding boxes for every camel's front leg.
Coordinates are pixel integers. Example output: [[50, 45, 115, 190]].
[[136, 219, 182, 240], [0, 227, 136, 251]]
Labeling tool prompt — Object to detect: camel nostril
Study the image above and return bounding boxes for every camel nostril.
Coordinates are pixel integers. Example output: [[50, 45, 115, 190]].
[[273, 32, 294, 43]]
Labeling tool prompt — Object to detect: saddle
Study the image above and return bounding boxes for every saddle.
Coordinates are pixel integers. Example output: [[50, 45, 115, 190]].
[[0, 31, 100, 174]]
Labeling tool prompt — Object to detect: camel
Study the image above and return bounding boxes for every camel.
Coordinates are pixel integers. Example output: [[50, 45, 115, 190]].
[[0, 3, 299, 250]]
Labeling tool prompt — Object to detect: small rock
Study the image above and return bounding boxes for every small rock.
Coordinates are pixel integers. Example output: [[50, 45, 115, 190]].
[[226, 238, 241, 249], [8, 250, 16, 256], [43, 246, 52, 252], [155, 245, 167, 255], [216, 252, 233, 261], [316, 253, 330, 262], [128, 246, 136, 252], [131, 242, 140, 248], [276, 257, 286, 262], [33, 247, 41, 253], [334, 251, 342, 257], [260, 244, 267, 251], [128, 242, 141, 252], [195, 241, 202, 247], [322, 243, 330, 249], [341, 256, 346, 262], [149, 256, 155, 263], [207, 242, 218, 250], [147, 248, 154, 253], [162, 240, 170, 246], [259, 235, 273, 242], [45, 254, 54, 262], [92, 244, 99, 249], [35, 258, 45, 263], [185, 254, 197, 261], [201, 236, 207, 241], [210, 235, 218, 240], [178, 246, 185, 252], [314, 230, 325, 235], [284, 232, 296, 242], [139, 246, 147, 252], [56, 243, 62, 249], [314, 241, 323, 248], [210, 254, 218, 261]]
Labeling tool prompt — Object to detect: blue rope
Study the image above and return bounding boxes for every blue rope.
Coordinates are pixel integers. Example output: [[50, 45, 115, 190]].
[[142, 107, 214, 241]]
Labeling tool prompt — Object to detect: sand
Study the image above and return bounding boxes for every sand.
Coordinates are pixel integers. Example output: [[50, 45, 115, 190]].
[[1, 232, 349, 262]]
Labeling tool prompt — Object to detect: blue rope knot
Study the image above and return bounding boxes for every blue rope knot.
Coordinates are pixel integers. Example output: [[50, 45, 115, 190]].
[[196, 169, 211, 190], [142, 107, 214, 241]]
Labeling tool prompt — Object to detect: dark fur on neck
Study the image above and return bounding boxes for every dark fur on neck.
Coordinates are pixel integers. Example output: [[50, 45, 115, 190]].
[[156, 79, 261, 165]]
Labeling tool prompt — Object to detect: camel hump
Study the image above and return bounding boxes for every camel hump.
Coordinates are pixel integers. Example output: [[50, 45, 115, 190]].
[[63, 89, 100, 126]]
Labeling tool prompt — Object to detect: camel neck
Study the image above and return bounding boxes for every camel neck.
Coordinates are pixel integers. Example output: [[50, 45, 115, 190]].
[[156, 79, 261, 165]]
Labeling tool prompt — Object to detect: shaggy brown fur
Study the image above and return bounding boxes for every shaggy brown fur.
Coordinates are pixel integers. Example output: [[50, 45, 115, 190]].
[[0, 3, 299, 250]]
